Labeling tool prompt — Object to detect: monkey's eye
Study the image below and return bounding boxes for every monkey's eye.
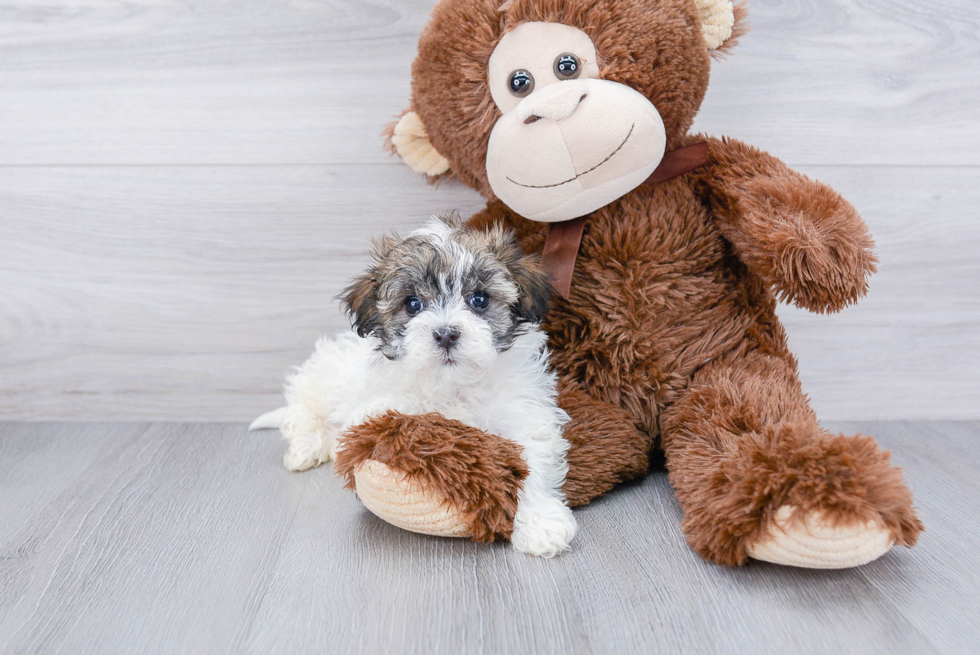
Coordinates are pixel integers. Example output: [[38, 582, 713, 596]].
[[404, 296, 424, 316], [468, 292, 490, 311], [554, 54, 581, 80], [508, 70, 534, 97]]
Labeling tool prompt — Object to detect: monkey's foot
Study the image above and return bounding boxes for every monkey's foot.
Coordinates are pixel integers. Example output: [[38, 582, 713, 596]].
[[334, 411, 528, 542], [353, 459, 472, 537], [747, 505, 893, 569]]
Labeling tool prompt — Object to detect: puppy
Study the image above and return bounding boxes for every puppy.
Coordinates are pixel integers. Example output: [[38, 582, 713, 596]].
[[251, 215, 576, 557]]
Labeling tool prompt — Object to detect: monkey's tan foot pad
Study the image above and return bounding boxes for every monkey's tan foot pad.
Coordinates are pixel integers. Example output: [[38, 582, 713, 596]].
[[747, 505, 893, 569], [353, 459, 472, 537]]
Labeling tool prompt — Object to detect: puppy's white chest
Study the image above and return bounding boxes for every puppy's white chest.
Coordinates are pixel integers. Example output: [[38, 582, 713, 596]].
[[427, 403, 479, 428]]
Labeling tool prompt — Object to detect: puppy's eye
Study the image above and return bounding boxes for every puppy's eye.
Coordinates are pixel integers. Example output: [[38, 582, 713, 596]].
[[404, 296, 424, 316], [554, 54, 581, 80], [508, 70, 534, 97], [468, 292, 490, 311]]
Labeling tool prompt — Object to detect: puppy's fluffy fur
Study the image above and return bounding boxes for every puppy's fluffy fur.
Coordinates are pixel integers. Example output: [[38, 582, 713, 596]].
[[252, 216, 576, 557]]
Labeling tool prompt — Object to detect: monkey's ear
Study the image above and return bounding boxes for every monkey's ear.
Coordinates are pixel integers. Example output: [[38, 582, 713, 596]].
[[696, 0, 746, 52], [387, 111, 451, 177]]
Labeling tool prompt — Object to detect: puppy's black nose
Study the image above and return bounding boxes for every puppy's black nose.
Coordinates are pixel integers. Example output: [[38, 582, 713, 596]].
[[433, 326, 460, 349]]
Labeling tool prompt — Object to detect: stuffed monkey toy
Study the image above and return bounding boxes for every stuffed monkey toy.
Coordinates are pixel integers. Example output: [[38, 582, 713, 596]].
[[332, 0, 922, 568]]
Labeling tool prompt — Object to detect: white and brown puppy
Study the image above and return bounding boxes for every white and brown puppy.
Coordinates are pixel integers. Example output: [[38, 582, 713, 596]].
[[251, 215, 576, 557]]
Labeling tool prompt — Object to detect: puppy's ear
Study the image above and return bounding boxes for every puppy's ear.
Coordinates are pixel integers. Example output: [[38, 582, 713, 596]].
[[341, 272, 380, 338], [511, 256, 551, 323], [341, 235, 397, 337], [494, 230, 550, 324]]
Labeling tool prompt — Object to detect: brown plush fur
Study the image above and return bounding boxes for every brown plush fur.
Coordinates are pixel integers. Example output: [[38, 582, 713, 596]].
[[558, 384, 654, 506], [335, 411, 528, 542], [363, 0, 922, 564]]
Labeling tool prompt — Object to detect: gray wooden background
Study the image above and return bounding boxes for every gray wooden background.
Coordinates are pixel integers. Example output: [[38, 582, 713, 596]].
[[1, 0, 978, 421]]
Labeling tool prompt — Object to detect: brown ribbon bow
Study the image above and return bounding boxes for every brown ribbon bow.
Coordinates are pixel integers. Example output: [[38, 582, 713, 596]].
[[539, 142, 709, 299]]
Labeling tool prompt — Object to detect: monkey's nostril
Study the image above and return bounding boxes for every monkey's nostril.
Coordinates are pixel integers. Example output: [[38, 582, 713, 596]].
[[524, 115, 541, 125]]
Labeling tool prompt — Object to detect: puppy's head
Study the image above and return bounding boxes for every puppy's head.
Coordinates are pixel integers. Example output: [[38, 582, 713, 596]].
[[341, 214, 550, 377]]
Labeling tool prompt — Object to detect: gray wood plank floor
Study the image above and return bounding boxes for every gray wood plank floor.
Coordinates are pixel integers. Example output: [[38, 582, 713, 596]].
[[1, 421, 977, 654], [1, 0, 978, 422]]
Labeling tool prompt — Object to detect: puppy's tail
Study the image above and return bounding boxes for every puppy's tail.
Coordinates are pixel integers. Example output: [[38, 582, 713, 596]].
[[249, 407, 287, 431]]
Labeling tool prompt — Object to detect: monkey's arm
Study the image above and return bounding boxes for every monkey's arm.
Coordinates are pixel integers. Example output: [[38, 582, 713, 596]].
[[697, 136, 877, 313]]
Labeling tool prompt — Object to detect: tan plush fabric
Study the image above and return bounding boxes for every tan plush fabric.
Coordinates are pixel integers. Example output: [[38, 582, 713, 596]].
[[747, 506, 894, 569], [487, 22, 601, 113], [354, 460, 472, 537]]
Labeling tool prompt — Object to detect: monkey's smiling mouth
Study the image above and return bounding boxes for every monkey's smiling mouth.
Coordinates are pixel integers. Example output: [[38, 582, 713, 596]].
[[506, 123, 635, 189]]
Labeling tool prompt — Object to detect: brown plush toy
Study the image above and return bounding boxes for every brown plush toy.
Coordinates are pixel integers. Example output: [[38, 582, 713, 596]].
[[333, 0, 923, 568]]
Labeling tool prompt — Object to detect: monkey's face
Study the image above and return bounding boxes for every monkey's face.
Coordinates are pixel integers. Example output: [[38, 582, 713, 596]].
[[399, 0, 743, 219], [485, 22, 667, 223]]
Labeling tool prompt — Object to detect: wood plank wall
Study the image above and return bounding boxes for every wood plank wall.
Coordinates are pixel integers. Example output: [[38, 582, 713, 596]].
[[1, 0, 977, 420]]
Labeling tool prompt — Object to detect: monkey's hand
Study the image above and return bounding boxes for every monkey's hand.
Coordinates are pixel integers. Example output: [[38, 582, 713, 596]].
[[698, 136, 877, 313]]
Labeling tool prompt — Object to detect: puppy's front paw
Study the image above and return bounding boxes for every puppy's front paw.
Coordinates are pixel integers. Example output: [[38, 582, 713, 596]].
[[511, 500, 577, 558]]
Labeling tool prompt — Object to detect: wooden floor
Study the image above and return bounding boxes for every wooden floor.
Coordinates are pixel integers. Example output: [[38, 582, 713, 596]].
[[1, 421, 977, 654]]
